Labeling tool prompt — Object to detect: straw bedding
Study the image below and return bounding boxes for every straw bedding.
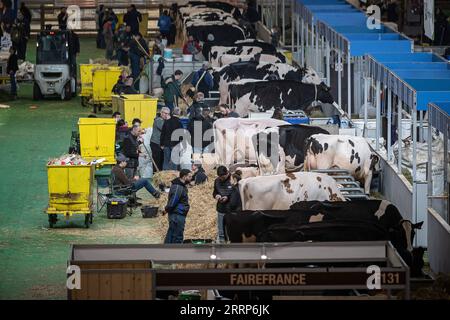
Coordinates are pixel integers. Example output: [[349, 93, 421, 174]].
[[148, 170, 218, 241]]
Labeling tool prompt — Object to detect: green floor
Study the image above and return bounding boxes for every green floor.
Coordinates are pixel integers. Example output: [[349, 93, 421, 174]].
[[0, 38, 161, 299]]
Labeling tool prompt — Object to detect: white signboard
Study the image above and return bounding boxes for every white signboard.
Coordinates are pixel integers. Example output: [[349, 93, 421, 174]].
[[424, 0, 435, 40]]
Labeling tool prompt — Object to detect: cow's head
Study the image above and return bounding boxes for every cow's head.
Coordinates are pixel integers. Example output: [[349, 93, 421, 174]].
[[389, 219, 423, 253], [317, 82, 334, 104], [370, 153, 380, 171]]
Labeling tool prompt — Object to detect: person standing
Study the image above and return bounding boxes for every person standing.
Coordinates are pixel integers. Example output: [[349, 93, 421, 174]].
[[160, 107, 183, 170], [162, 70, 184, 111], [129, 32, 149, 90], [117, 24, 132, 66], [96, 5, 106, 49], [150, 107, 170, 171], [57, 7, 68, 30], [163, 169, 192, 244], [0, 0, 14, 33], [124, 4, 142, 35], [103, 18, 114, 60], [188, 102, 213, 154], [16, 2, 31, 60], [158, 10, 172, 41], [213, 166, 233, 243], [229, 170, 242, 212], [191, 62, 214, 97], [7, 45, 18, 98]]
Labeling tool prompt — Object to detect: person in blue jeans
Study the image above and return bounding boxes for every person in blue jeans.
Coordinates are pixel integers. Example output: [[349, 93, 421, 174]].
[[163, 169, 192, 244], [112, 154, 161, 199]]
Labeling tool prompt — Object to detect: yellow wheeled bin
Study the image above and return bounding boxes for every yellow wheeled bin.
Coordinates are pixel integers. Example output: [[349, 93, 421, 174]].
[[46, 164, 94, 228], [79, 64, 97, 107], [112, 94, 158, 128], [92, 66, 122, 112], [78, 118, 116, 165]]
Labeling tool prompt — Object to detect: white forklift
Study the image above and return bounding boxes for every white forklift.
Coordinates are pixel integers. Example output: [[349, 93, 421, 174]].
[[33, 29, 77, 100]]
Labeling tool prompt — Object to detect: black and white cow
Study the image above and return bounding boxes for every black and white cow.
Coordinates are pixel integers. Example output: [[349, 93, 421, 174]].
[[210, 44, 284, 67], [203, 39, 276, 60], [253, 124, 330, 173], [186, 1, 236, 13], [304, 134, 380, 194], [186, 23, 248, 45], [223, 200, 424, 274], [230, 80, 334, 117], [213, 61, 306, 104]]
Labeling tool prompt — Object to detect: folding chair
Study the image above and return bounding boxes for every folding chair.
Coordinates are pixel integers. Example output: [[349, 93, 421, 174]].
[[95, 166, 113, 213]]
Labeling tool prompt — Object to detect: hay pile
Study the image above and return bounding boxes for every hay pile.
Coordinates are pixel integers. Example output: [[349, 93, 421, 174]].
[[153, 170, 179, 188], [148, 170, 218, 241], [89, 58, 119, 65]]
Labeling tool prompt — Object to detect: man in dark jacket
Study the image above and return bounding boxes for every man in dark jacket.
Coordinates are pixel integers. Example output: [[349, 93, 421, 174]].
[[163, 70, 184, 111], [57, 7, 68, 30], [150, 107, 170, 171], [163, 169, 192, 244], [124, 4, 142, 35], [160, 107, 183, 170], [7, 46, 18, 98], [192, 62, 214, 97], [129, 32, 148, 90], [213, 166, 233, 243], [112, 154, 160, 200], [188, 101, 213, 154], [122, 124, 140, 177]]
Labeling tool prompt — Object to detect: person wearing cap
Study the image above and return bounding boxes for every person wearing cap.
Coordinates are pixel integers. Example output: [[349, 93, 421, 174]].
[[112, 154, 161, 201], [192, 62, 214, 97], [160, 107, 183, 170], [162, 70, 184, 111], [163, 169, 192, 243]]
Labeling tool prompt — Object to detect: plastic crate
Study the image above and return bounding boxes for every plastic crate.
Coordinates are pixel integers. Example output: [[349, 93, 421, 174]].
[[106, 197, 128, 219]]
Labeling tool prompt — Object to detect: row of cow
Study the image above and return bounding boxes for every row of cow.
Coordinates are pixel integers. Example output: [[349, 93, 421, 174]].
[[180, 2, 334, 118], [179, 1, 424, 275]]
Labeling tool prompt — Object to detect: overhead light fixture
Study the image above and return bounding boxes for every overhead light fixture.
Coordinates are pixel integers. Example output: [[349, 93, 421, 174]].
[[260, 245, 268, 260], [210, 246, 217, 260]]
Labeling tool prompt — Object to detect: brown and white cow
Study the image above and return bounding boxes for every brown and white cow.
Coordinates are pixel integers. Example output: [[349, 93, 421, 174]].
[[239, 172, 345, 211], [304, 134, 380, 194], [213, 118, 288, 165]]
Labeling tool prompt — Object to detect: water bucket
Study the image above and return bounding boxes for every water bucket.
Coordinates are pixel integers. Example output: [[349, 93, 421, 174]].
[[183, 54, 193, 62], [163, 48, 173, 59]]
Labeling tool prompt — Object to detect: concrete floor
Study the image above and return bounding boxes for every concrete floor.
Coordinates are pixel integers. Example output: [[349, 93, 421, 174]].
[[0, 38, 161, 299]]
